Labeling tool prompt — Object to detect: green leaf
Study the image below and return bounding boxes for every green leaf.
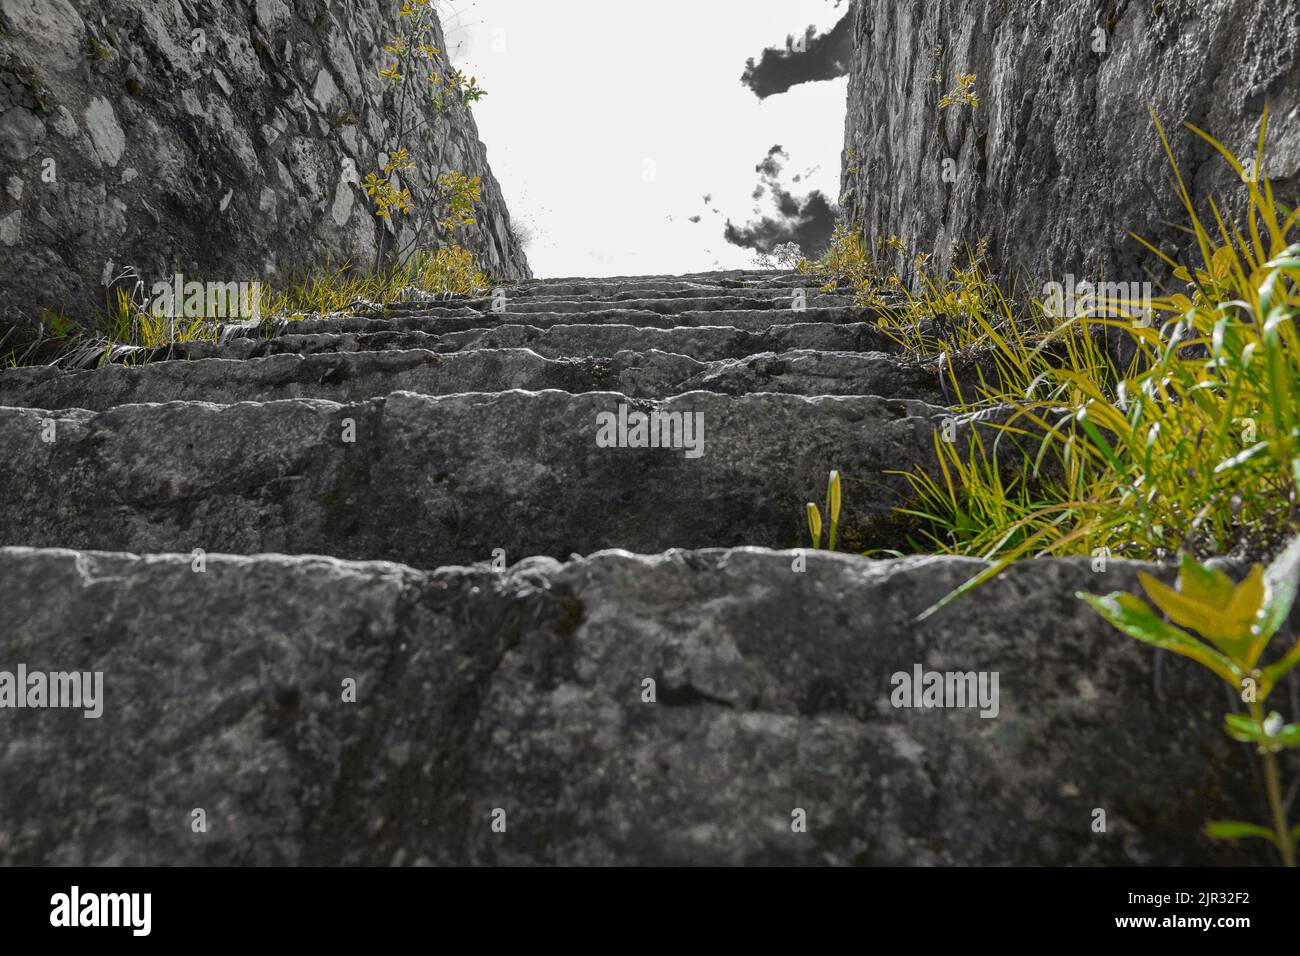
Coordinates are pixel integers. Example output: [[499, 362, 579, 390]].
[[806, 502, 822, 550], [1137, 567, 1258, 656], [1078, 591, 1240, 686], [1260, 639, 1300, 697], [1076, 407, 1124, 473], [1224, 565, 1267, 649], [1177, 552, 1236, 609], [1214, 440, 1269, 473], [1225, 712, 1265, 742], [826, 470, 841, 551], [1204, 820, 1279, 845], [1224, 711, 1300, 749]]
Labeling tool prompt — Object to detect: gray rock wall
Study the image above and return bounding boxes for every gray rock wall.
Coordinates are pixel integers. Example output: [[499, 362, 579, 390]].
[[0, 0, 530, 324], [841, 0, 1300, 284]]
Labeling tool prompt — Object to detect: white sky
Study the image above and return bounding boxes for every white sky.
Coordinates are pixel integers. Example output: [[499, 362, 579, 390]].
[[441, 0, 849, 278]]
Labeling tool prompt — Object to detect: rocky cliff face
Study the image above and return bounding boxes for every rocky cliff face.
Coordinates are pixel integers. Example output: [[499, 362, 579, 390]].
[[841, 0, 1300, 284], [0, 0, 530, 323]]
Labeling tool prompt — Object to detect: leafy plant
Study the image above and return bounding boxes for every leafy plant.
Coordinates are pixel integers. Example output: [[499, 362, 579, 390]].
[[363, 148, 416, 220], [806, 470, 842, 550], [939, 73, 978, 110], [434, 170, 482, 230], [1080, 539, 1300, 865], [799, 222, 876, 292], [367, 0, 489, 267]]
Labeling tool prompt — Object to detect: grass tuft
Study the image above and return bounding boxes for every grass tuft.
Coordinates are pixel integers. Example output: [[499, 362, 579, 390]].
[[801, 109, 1300, 605]]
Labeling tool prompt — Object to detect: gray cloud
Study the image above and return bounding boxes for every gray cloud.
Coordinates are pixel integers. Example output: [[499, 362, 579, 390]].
[[740, 12, 853, 99]]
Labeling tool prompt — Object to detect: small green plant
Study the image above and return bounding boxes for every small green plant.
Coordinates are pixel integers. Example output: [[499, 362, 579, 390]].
[[1080, 538, 1300, 866], [6, 245, 492, 369], [939, 73, 978, 109], [885, 109, 1300, 618], [266, 245, 488, 316], [367, 0, 489, 268], [406, 244, 489, 297], [802, 224, 1009, 356], [806, 470, 842, 550], [88, 37, 115, 60], [435, 69, 487, 110], [103, 287, 222, 350], [38, 308, 82, 340], [799, 222, 877, 293], [13, 66, 50, 113], [434, 170, 482, 230], [363, 148, 416, 220]]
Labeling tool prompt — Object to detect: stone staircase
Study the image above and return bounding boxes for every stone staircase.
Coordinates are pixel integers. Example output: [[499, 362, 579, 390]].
[[0, 271, 1259, 865]]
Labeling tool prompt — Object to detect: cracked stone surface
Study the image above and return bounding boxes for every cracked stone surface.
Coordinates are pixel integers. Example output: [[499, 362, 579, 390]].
[[0, 0, 529, 324], [0, 267, 1275, 866], [0, 546, 1262, 865], [842, 0, 1300, 284]]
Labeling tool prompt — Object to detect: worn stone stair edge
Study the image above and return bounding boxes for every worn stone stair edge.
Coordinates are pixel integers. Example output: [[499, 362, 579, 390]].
[[130, 322, 903, 365], [0, 544, 1258, 866], [0, 390, 1020, 568], [0, 347, 948, 410]]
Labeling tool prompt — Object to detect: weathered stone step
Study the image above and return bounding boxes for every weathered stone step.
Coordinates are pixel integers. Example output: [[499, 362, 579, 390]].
[[0, 545, 1257, 865], [464, 288, 853, 307], [309, 303, 484, 321], [0, 348, 945, 410], [519, 268, 810, 287], [483, 281, 799, 299], [152, 321, 902, 364], [263, 305, 871, 337], [0, 391, 979, 565], [448, 294, 847, 316], [520, 269, 806, 283]]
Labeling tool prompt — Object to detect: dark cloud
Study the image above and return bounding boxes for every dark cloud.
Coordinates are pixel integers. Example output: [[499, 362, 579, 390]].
[[755, 144, 786, 178], [740, 13, 853, 100], [724, 144, 838, 257]]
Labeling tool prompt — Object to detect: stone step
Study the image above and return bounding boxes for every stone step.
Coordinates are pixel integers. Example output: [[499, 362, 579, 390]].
[[0, 348, 945, 410], [464, 288, 853, 307], [483, 281, 799, 299], [261, 306, 871, 337], [518, 268, 810, 287], [0, 391, 985, 566], [447, 294, 845, 316], [0, 544, 1255, 865], [151, 322, 902, 364]]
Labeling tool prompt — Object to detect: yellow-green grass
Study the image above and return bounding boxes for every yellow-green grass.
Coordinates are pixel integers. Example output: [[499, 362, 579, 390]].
[[802, 109, 1300, 608]]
